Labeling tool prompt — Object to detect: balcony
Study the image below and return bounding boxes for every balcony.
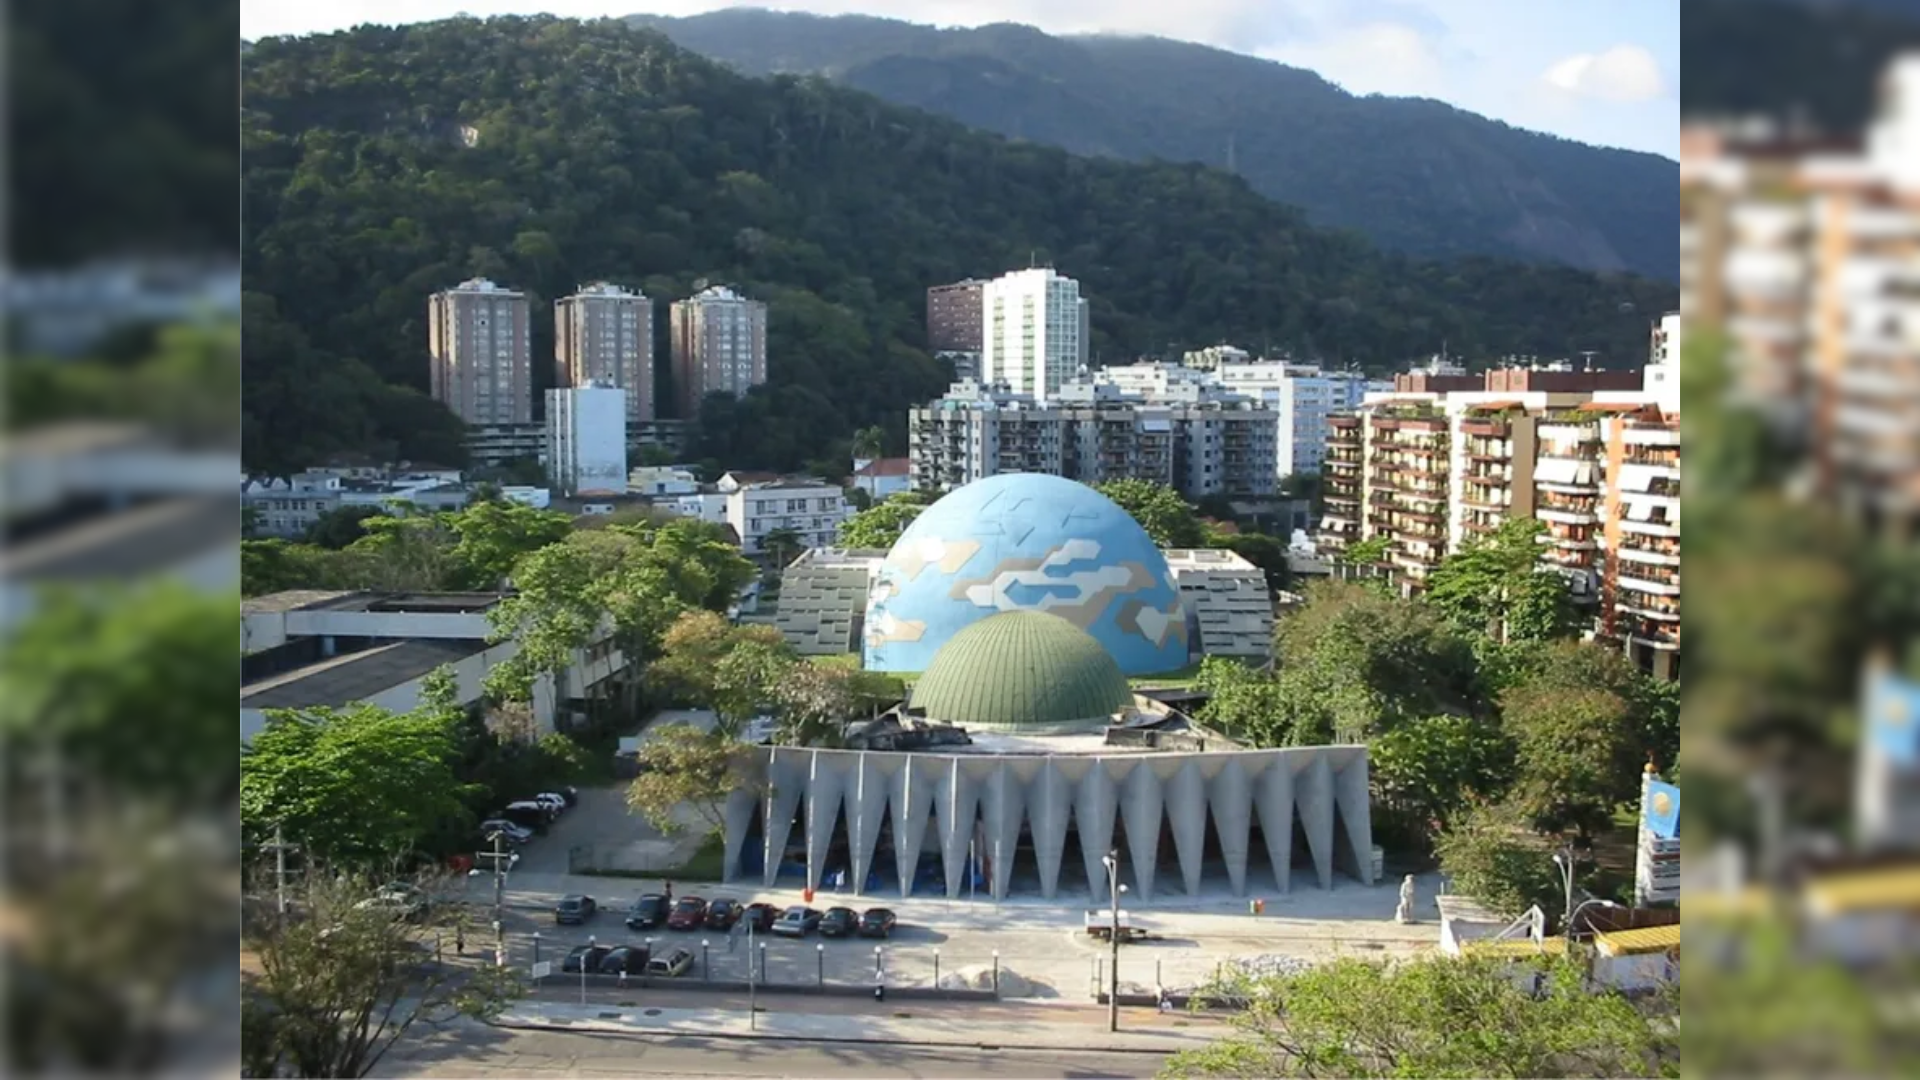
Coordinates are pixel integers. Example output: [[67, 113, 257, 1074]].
[[1731, 201, 1807, 246], [1536, 492, 1598, 525], [1622, 423, 1681, 448], [1461, 418, 1511, 438], [1535, 528, 1597, 550], [1617, 566, 1681, 596], [1466, 438, 1512, 460], [1461, 488, 1506, 511], [1538, 545, 1596, 570], [1622, 447, 1681, 471], [1616, 597, 1680, 622]]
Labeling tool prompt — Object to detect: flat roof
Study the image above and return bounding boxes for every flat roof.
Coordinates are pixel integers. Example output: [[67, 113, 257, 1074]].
[[241, 590, 357, 615], [240, 639, 489, 710], [3, 495, 235, 581], [1595, 925, 1680, 955], [240, 590, 505, 616]]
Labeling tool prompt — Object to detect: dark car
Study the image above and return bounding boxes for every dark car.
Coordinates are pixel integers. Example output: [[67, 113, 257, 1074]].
[[554, 895, 597, 925], [771, 905, 822, 937], [857, 908, 898, 939], [561, 944, 611, 973], [596, 945, 651, 975], [704, 898, 742, 930], [625, 893, 669, 931], [741, 902, 779, 934], [819, 906, 859, 937], [558, 785, 581, 808], [666, 896, 707, 930]]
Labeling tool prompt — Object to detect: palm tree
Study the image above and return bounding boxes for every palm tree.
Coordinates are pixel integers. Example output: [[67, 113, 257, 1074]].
[[851, 426, 886, 462]]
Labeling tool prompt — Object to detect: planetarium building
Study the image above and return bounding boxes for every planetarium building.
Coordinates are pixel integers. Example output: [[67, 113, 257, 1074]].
[[724, 474, 1375, 902]]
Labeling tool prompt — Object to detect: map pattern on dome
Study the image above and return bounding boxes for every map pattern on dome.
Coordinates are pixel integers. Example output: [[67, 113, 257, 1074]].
[[863, 474, 1188, 674]]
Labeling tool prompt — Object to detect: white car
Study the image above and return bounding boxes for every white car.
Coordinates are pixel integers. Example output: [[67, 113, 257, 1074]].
[[531, 793, 568, 812]]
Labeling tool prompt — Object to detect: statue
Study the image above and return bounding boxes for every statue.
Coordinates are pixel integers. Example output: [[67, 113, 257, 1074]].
[[1394, 874, 1417, 924]]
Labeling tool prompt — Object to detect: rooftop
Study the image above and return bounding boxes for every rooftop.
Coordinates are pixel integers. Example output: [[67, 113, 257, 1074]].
[[854, 458, 911, 477], [241, 591, 506, 616], [908, 611, 1132, 735], [240, 638, 490, 710], [5, 495, 235, 582]]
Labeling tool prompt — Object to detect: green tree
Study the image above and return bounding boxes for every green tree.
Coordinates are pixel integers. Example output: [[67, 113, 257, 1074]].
[[443, 498, 574, 590], [761, 526, 804, 568], [240, 687, 475, 869], [1369, 714, 1515, 840], [709, 638, 797, 735], [1432, 802, 1561, 919], [837, 490, 929, 549], [1502, 682, 1641, 841], [1424, 517, 1579, 644], [1339, 535, 1390, 566], [649, 611, 792, 708], [1094, 479, 1209, 548], [303, 505, 389, 550], [1192, 656, 1286, 744], [1167, 952, 1670, 1078], [624, 724, 767, 835], [771, 661, 857, 746], [1219, 532, 1289, 593], [241, 871, 522, 1078], [851, 425, 887, 460]]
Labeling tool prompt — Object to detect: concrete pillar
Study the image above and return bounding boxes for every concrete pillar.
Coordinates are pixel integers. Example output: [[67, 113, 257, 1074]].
[[889, 756, 938, 897], [1029, 760, 1073, 900], [1255, 752, 1295, 893], [848, 752, 894, 897], [804, 751, 847, 892], [1119, 762, 1163, 901], [1334, 751, 1376, 887], [761, 749, 806, 888], [984, 762, 1028, 901], [1208, 756, 1253, 897], [938, 758, 984, 898], [721, 787, 758, 884], [1075, 762, 1118, 903], [1296, 753, 1335, 891], [1165, 759, 1208, 897]]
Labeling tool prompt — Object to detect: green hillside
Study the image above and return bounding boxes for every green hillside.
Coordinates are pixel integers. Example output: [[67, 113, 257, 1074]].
[[241, 16, 1676, 476], [632, 8, 1680, 281]]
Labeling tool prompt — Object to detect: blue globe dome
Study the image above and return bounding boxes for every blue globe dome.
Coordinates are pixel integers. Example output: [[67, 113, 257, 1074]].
[[863, 474, 1188, 675]]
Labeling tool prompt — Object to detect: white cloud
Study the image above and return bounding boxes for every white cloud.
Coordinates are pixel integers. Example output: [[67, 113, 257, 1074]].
[[1541, 44, 1666, 104], [1260, 21, 1447, 98]]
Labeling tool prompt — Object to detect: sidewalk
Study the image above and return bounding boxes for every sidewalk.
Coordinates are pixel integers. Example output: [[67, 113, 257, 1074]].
[[494, 994, 1224, 1053]]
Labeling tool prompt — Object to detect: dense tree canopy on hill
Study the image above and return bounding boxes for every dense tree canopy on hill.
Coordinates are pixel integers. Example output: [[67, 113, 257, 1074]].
[[636, 9, 1681, 280], [1684, 0, 1920, 131], [242, 16, 1676, 475]]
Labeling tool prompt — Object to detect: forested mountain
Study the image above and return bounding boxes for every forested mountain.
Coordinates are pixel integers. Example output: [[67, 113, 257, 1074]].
[[629, 8, 1679, 281], [1685, 0, 1920, 130], [241, 17, 1676, 476]]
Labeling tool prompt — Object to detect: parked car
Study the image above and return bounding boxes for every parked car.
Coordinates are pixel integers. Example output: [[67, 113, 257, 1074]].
[[554, 895, 598, 925], [646, 947, 695, 977], [857, 908, 898, 939], [353, 883, 429, 921], [704, 898, 742, 930], [478, 820, 533, 845], [529, 793, 567, 813], [818, 906, 859, 937], [555, 785, 581, 808], [502, 802, 555, 830], [771, 906, 822, 937], [667, 896, 708, 930], [596, 945, 650, 975], [626, 893, 670, 930], [561, 944, 611, 974], [741, 903, 779, 934]]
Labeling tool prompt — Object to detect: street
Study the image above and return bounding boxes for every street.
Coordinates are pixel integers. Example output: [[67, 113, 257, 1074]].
[[374, 1021, 1173, 1079]]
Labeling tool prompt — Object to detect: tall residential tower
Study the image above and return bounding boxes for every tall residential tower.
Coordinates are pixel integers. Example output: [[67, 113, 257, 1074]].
[[670, 285, 768, 419], [980, 268, 1089, 401], [555, 282, 655, 423], [428, 278, 531, 425]]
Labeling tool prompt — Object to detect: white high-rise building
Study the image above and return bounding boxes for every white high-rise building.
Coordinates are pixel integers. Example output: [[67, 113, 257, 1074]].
[[980, 268, 1089, 401], [546, 384, 628, 496], [429, 278, 531, 425], [556, 282, 654, 423], [1213, 362, 1370, 478]]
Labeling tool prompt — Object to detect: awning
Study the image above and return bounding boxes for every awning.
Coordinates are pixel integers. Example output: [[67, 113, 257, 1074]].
[[1460, 938, 1568, 957], [1595, 924, 1681, 956], [1806, 867, 1920, 916], [1578, 401, 1642, 412]]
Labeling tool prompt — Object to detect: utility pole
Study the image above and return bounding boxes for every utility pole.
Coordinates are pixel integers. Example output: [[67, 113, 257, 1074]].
[[747, 917, 757, 1031], [269, 824, 297, 918], [1103, 849, 1124, 1033], [489, 829, 507, 962]]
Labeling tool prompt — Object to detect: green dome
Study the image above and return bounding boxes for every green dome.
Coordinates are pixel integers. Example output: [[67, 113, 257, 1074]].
[[909, 611, 1132, 734]]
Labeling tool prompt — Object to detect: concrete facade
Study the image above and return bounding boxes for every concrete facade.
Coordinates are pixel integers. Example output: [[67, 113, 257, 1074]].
[[723, 745, 1374, 902]]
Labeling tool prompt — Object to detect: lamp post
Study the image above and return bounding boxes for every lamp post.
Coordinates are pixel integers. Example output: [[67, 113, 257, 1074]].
[[581, 934, 595, 1005], [1565, 898, 1620, 951], [487, 829, 508, 961], [1101, 849, 1128, 1033], [702, 939, 710, 983], [645, 937, 655, 989], [532, 931, 541, 966], [1550, 846, 1578, 927], [816, 943, 826, 986], [747, 917, 756, 1031]]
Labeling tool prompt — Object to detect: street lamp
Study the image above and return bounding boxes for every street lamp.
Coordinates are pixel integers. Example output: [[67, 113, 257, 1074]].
[[1565, 898, 1620, 950], [1101, 850, 1129, 1033], [1550, 847, 1578, 926], [816, 942, 826, 986], [582, 933, 595, 1005]]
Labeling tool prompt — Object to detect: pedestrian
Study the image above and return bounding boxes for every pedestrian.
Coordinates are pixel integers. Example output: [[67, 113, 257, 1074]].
[[664, 880, 673, 903], [1157, 986, 1172, 1014], [455, 925, 466, 955]]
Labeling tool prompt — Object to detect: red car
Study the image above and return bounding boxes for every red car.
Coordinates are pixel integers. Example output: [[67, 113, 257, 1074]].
[[666, 895, 708, 930], [741, 902, 779, 933]]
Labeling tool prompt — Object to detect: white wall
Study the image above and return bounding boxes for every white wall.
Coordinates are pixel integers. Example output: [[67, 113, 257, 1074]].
[[546, 385, 629, 495]]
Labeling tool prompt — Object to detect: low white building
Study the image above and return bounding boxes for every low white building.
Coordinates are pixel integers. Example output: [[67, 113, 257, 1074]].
[[546, 383, 628, 497], [726, 477, 850, 558], [239, 590, 627, 742], [664, 490, 729, 526], [850, 457, 912, 501], [628, 465, 701, 497]]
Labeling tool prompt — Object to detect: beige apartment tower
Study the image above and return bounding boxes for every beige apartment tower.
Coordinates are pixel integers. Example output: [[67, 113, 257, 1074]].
[[555, 282, 655, 423], [670, 285, 768, 419], [428, 278, 532, 425]]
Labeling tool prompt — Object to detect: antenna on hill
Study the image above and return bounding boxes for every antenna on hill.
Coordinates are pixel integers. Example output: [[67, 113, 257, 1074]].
[[1028, 249, 1037, 269], [1579, 350, 1598, 372]]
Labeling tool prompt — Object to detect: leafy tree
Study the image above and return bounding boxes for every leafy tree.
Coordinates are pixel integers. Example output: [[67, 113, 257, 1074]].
[[1193, 656, 1286, 745], [240, 686, 475, 869], [1167, 952, 1670, 1078], [837, 490, 929, 549], [1094, 479, 1209, 548], [624, 724, 767, 835], [649, 610, 790, 708], [1218, 532, 1289, 593], [761, 526, 805, 568], [1369, 714, 1515, 840], [845, 485, 874, 512], [851, 425, 887, 460], [303, 505, 390, 550], [1502, 682, 1641, 841], [1432, 802, 1561, 919], [1268, 579, 1480, 744], [1339, 535, 1390, 566], [1424, 517, 1578, 644], [241, 871, 522, 1078], [709, 638, 797, 735], [770, 661, 859, 746], [443, 499, 573, 589], [3, 582, 240, 808]]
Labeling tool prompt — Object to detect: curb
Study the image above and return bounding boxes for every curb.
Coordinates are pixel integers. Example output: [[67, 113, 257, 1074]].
[[487, 1015, 1204, 1055]]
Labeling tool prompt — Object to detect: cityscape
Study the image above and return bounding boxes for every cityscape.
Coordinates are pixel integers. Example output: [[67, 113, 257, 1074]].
[[13, 0, 1920, 1077]]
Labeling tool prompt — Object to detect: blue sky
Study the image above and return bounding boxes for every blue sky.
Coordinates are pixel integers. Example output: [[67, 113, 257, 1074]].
[[241, 0, 1678, 158]]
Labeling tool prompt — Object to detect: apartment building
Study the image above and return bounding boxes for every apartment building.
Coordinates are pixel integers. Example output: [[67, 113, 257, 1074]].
[[927, 278, 986, 380], [463, 422, 546, 468], [428, 278, 532, 425], [1214, 361, 1372, 478], [546, 384, 628, 496], [670, 285, 768, 419], [555, 282, 655, 423], [726, 478, 851, 560], [1316, 344, 1681, 679], [908, 379, 1276, 499], [980, 268, 1091, 401], [1182, 344, 1251, 371]]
